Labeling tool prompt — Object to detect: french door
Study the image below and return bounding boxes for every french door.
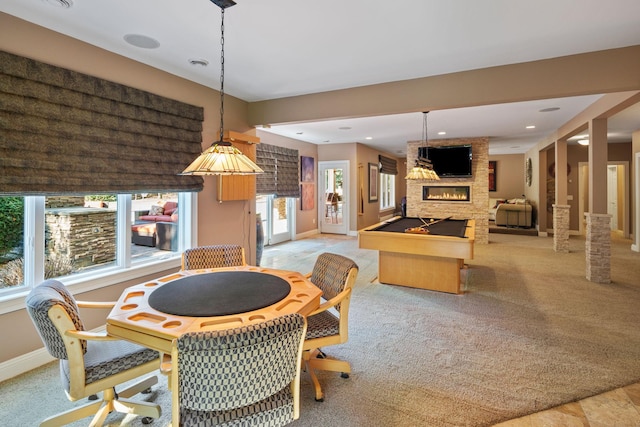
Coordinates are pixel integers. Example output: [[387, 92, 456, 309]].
[[256, 195, 294, 245], [318, 161, 349, 235]]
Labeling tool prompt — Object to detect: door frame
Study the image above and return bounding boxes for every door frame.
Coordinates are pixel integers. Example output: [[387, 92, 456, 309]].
[[318, 160, 349, 235], [578, 161, 629, 238], [256, 195, 295, 246]]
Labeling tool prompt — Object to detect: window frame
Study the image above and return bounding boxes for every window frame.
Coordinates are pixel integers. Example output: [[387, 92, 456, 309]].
[[0, 192, 196, 314], [379, 173, 396, 211]]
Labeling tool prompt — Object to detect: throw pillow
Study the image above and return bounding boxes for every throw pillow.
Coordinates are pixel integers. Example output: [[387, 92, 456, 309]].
[[149, 205, 164, 216]]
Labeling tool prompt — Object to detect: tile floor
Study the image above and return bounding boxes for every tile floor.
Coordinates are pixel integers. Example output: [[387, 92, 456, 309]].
[[494, 382, 640, 426]]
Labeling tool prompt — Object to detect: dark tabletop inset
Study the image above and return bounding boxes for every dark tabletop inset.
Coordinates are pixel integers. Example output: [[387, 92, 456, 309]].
[[369, 217, 469, 237], [148, 271, 291, 317]]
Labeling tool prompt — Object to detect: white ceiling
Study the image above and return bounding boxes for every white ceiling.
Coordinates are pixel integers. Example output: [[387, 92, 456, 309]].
[[3, 0, 640, 155]]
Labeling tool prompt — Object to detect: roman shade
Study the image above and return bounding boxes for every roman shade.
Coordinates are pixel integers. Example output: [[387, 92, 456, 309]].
[[256, 144, 300, 198], [378, 155, 398, 175], [0, 50, 204, 196]]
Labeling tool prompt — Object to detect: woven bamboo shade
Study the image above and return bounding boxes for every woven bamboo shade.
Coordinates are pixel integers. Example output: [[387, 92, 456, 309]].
[[0, 50, 204, 195], [256, 143, 300, 198]]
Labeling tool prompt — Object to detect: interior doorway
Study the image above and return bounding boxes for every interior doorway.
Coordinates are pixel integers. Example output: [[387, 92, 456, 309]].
[[318, 161, 349, 235], [578, 161, 629, 238]]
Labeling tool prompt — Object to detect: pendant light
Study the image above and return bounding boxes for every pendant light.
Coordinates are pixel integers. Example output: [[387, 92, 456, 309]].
[[405, 111, 440, 180], [181, 0, 264, 176]]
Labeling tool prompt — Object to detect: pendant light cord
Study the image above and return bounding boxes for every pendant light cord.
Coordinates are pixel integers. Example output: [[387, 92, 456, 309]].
[[422, 111, 429, 160], [219, 8, 226, 143]]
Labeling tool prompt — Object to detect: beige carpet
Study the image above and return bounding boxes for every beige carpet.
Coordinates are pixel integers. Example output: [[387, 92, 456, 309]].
[[2, 233, 640, 426]]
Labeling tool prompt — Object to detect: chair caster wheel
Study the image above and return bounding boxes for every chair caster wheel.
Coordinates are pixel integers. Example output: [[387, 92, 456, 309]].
[[341, 372, 349, 379], [142, 387, 152, 394], [88, 394, 98, 401], [141, 416, 154, 424], [315, 397, 324, 402]]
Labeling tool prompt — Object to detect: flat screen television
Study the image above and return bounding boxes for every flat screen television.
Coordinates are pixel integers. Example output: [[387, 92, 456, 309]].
[[418, 145, 472, 177]]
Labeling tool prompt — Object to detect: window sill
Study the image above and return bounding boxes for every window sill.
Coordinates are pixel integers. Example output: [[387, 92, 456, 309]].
[[0, 257, 181, 315]]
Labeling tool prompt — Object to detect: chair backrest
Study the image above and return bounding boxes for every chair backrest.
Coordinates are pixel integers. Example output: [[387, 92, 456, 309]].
[[181, 244, 246, 270], [310, 253, 359, 304], [26, 279, 87, 359], [174, 313, 307, 413]]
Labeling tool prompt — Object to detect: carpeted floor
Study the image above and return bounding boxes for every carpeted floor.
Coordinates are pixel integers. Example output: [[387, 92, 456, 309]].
[[2, 233, 640, 426]]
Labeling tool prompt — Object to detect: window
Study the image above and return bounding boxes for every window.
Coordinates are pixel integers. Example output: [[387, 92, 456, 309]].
[[380, 173, 396, 211], [0, 192, 194, 309]]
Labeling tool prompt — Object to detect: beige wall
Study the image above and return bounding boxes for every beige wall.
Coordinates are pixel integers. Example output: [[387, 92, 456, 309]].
[[249, 46, 640, 128], [488, 154, 525, 200]]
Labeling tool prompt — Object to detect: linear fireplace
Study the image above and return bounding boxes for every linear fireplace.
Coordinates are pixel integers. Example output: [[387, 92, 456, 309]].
[[423, 186, 471, 202]]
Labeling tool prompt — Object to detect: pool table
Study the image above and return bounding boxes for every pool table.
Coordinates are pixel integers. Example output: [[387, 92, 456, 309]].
[[358, 216, 475, 294]]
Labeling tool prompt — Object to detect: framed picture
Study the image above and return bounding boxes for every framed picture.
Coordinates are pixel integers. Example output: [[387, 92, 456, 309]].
[[488, 161, 497, 192], [368, 162, 379, 202], [300, 183, 314, 210], [300, 156, 315, 182]]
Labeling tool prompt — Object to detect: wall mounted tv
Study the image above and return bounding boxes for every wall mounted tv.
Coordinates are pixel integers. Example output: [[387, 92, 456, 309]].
[[418, 145, 473, 177]]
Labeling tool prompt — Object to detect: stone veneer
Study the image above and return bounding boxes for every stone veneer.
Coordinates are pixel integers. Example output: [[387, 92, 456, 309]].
[[45, 207, 116, 269], [552, 204, 571, 253], [406, 137, 489, 244], [585, 213, 611, 284]]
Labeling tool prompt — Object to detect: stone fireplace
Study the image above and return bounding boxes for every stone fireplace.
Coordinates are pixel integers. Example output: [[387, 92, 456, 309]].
[[405, 137, 489, 244]]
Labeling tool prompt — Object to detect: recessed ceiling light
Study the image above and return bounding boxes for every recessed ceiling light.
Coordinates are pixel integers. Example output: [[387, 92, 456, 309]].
[[578, 139, 589, 146], [41, 0, 73, 8], [539, 107, 560, 113], [438, 131, 446, 135], [338, 126, 352, 130], [188, 58, 209, 67], [526, 125, 536, 129], [365, 136, 373, 140], [123, 34, 160, 49], [569, 134, 588, 140]]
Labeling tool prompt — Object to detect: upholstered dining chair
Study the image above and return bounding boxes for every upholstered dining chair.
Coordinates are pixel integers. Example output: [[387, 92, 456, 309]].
[[303, 252, 359, 402], [25, 279, 161, 427], [180, 244, 246, 270], [167, 313, 307, 427]]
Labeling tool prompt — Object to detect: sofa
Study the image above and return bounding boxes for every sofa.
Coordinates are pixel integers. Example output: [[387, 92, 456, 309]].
[[132, 201, 178, 250], [489, 198, 532, 227], [135, 201, 178, 222]]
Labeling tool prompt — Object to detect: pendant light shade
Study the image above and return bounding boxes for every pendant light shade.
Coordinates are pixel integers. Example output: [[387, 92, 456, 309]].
[[405, 111, 440, 181], [181, 142, 263, 175], [180, 0, 263, 176]]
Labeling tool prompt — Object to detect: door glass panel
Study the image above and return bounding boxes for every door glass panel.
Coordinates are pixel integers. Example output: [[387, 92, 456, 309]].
[[323, 168, 343, 225], [271, 197, 289, 236], [256, 195, 292, 246]]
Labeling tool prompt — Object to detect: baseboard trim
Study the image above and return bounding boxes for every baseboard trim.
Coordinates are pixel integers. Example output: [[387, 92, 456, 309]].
[[295, 229, 319, 240], [0, 326, 106, 383], [0, 347, 54, 383]]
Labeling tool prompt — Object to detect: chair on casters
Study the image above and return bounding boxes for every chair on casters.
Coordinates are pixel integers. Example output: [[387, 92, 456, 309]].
[[25, 280, 161, 427], [181, 244, 246, 270], [303, 252, 359, 402], [166, 313, 307, 427]]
